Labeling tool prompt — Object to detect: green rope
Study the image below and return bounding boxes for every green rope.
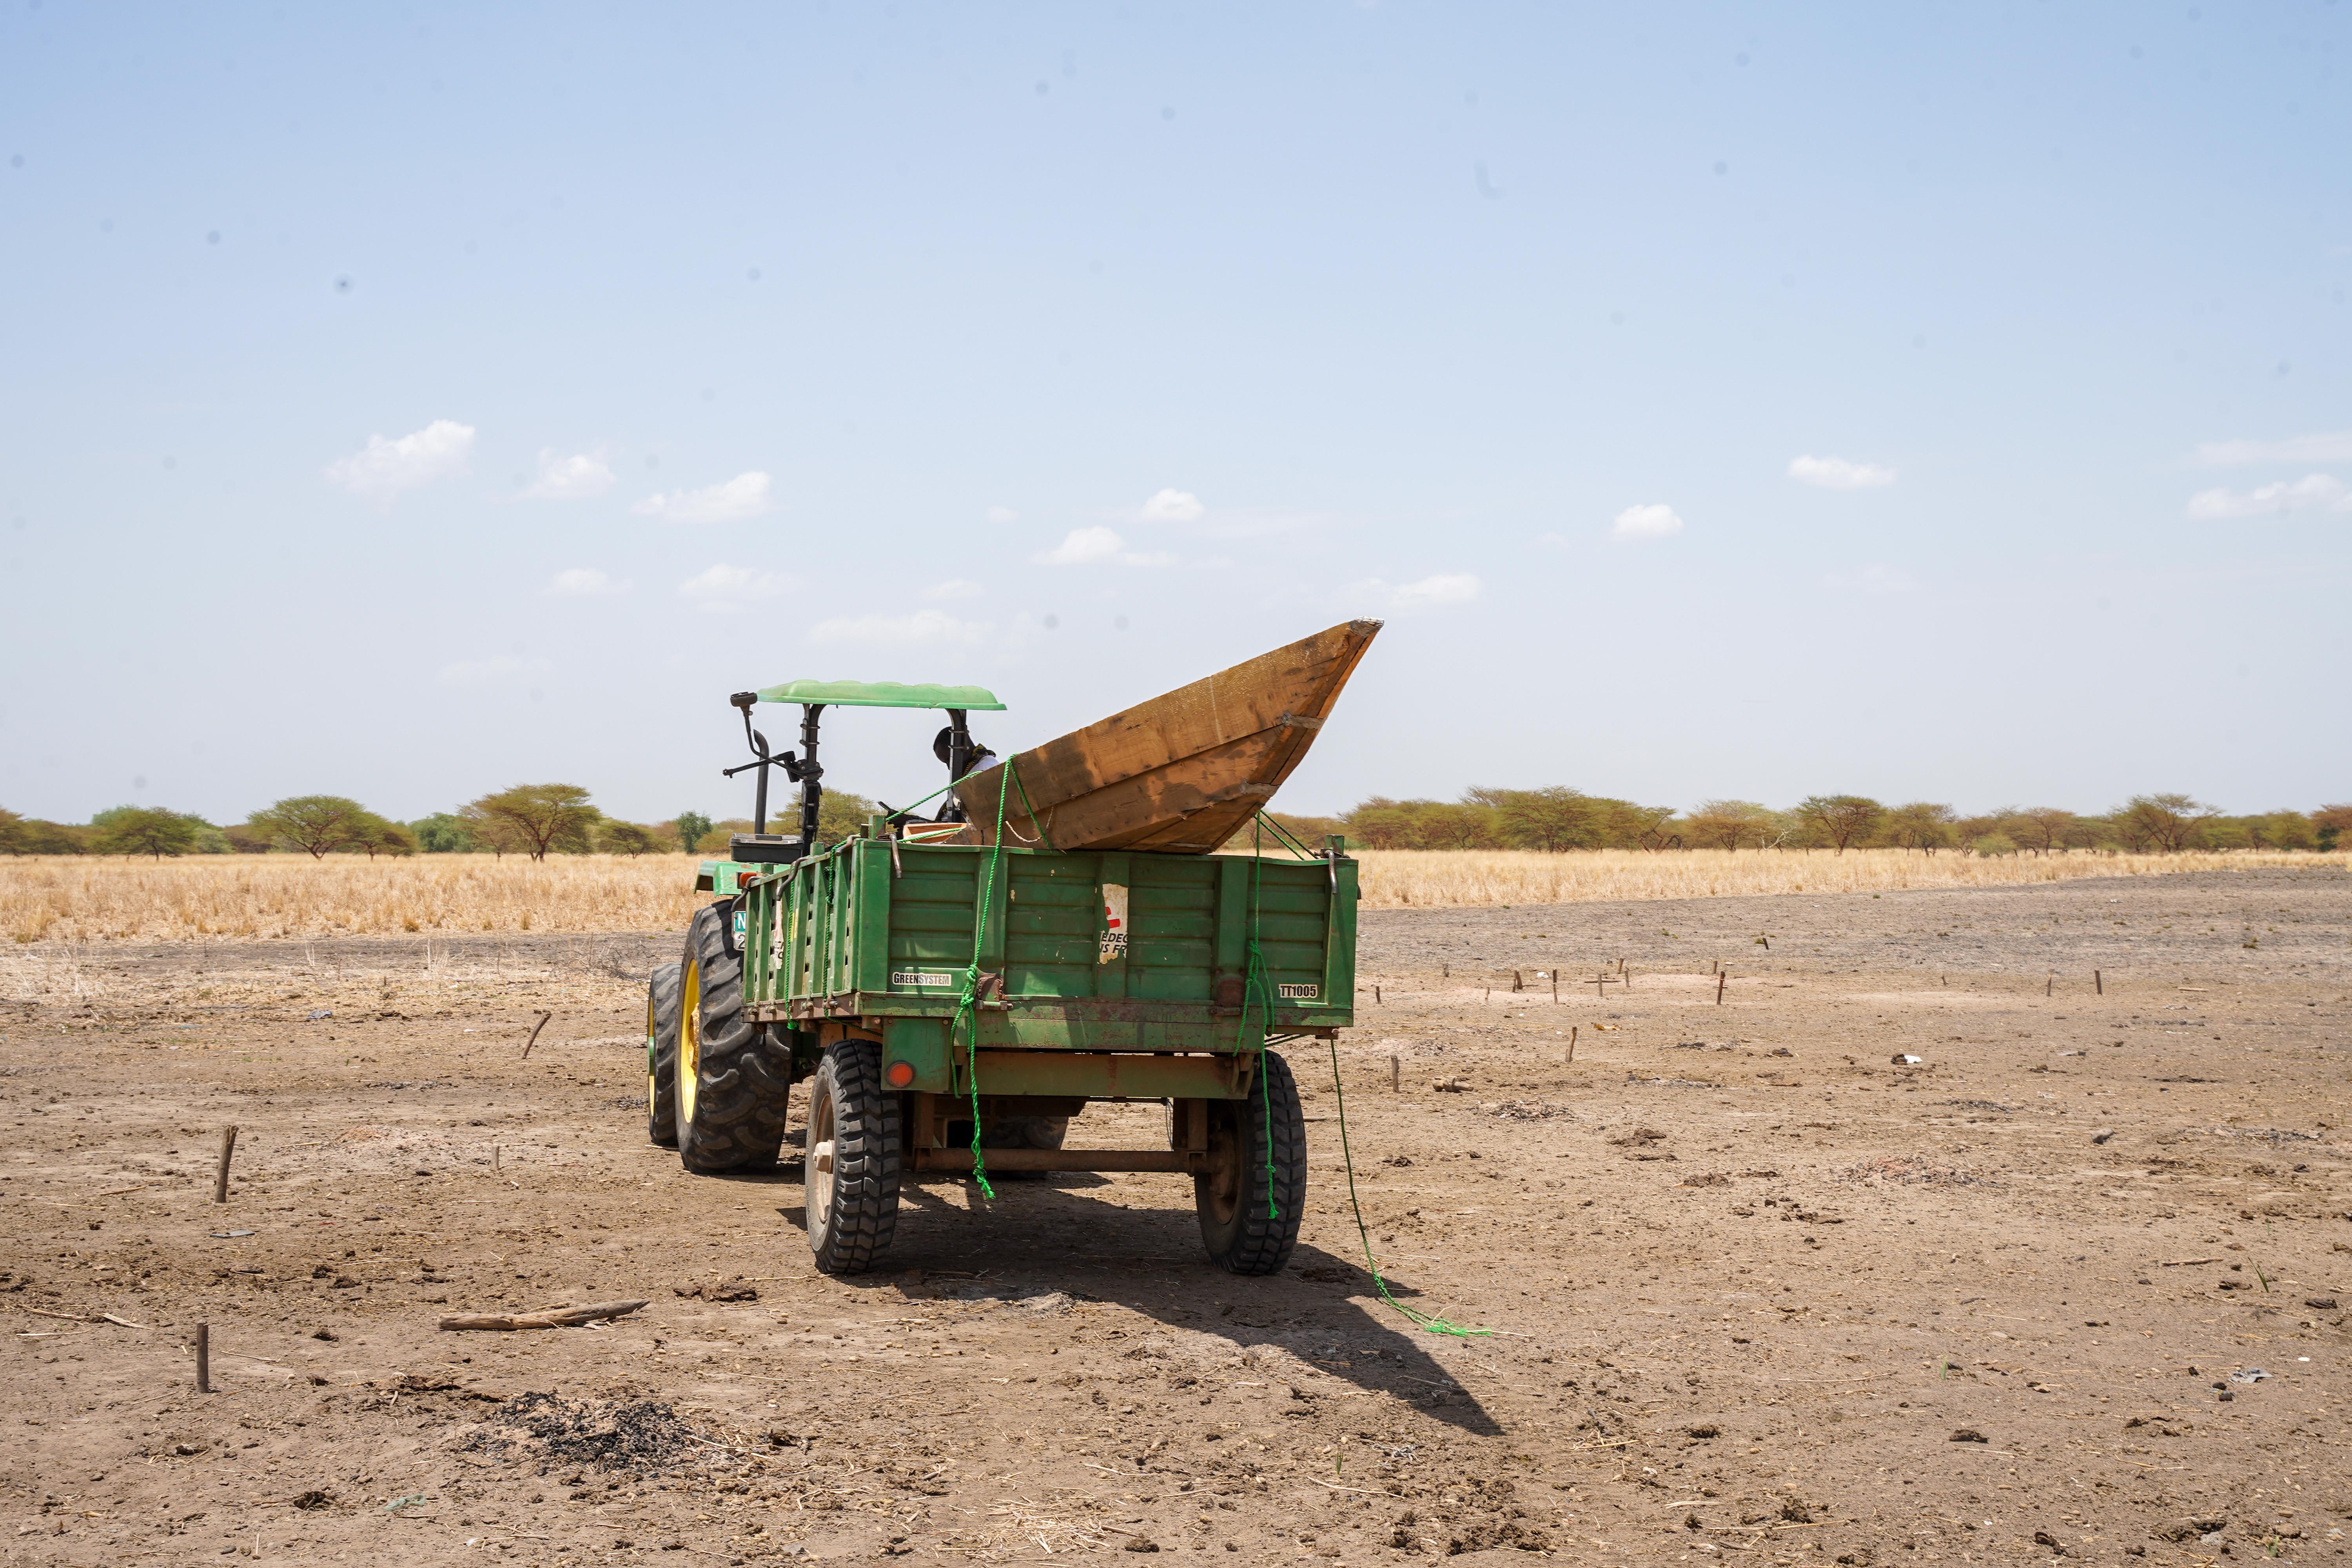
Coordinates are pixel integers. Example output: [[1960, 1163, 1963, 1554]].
[[951, 760, 1022, 1201], [1241, 809, 1485, 1338], [1252, 813, 1318, 861], [1325, 1035, 1490, 1339]]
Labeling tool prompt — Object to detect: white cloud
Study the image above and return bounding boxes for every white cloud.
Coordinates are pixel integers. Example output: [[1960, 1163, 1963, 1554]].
[[986, 505, 1020, 523], [1612, 503, 1684, 539], [438, 654, 553, 684], [808, 610, 990, 646], [678, 563, 795, 608], [1822, 563, 1916, 593], [544, 567, 629, 596], [923, 579, 984, 601], [2185, 473, 2352, 520], [1138, 487, 1205, 523], [1788, 454, 1896, 490], [325, 419, 474, 506], [631, 471, 773, 524], [1390, 573, 1481, 608], [521, 448, 616, 500], [1033, 526, 1175, 567], [2192, 431, 2352, 466], [1338, 573, 1481, 612]]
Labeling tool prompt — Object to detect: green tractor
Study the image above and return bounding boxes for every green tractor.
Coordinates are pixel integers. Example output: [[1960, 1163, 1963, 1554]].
[[640, 658, 1367, 1277]]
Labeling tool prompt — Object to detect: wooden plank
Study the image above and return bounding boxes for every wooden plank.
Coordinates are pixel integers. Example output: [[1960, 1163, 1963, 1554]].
[[952, 619, 1379, 853]]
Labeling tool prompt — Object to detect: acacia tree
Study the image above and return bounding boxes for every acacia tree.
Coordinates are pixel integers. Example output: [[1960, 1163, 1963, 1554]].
[[1880, 801, 1957, 855], [92, 807, 202, 859], [466, 784, 599, 862], [353, 814, 417, 860], [1795, 795, 1884, 855], [672, 811, 713, 855], [599, 821, 657, 856], [2006, 807, 2078, 857], [1483, 786, 1596, 851], [2110, 793, 2214, 853], [249, 795, 372, 858], [1683, 800, 1777, 851]]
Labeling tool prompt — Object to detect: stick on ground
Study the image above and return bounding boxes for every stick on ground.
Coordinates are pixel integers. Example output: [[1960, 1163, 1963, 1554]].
[[438, 1299, 650, 1332], [195, 1322, 210, 1393], [519, 1011, 554, 1059], [213, 1125, 238, 1203]]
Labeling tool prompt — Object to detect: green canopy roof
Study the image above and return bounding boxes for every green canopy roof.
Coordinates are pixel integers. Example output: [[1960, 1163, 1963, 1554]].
[[754, 679, 1005, 711]]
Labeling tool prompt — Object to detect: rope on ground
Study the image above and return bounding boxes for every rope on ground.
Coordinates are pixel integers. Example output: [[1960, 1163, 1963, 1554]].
[[1324, 1036, 1490, 1339]]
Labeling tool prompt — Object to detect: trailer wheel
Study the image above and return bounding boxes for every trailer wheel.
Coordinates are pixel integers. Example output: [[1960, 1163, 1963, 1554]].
[[805, 1038, 903, 1274], [1195, 1051, 1307, 1276], [644, 963, 682, 1147], [676, 902, 794, 1174]]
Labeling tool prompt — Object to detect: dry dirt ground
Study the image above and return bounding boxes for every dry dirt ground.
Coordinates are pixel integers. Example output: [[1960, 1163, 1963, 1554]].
[[3, 867, 2348, 1568]]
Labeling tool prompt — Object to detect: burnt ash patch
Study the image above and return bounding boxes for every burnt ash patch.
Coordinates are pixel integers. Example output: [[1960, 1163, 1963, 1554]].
[[463, 1390, 707, 1473]]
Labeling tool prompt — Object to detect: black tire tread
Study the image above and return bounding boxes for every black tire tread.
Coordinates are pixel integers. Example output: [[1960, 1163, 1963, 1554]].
[[1199, 1050, 1307, 1276], [677, 903, 793, 1174], [644, 962, 681, 1147], [807, 1040, 902, 1275]]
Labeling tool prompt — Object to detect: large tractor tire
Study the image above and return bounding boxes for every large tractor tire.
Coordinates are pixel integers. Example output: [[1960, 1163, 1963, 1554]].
[[1195, 1050, 1307, 1276], [675, 902, 795, 1174], [644, 962, 682, 1147], [804, 1038, 903, 1274]]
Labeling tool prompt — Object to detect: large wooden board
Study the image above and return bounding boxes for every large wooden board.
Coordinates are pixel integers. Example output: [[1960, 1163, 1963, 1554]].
[[950, 619, 1380, 853]]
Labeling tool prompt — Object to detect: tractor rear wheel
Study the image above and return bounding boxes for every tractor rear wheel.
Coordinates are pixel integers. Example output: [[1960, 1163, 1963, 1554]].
[[675, 902, 794, 1174], [1194, 1050, 1307, 1275], [644, 962, 681, 1147], [804, 1038, 903, 1274]]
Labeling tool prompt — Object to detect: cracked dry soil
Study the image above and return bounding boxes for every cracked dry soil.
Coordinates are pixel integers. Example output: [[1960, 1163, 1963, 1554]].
[[2, 866, 2348, 1566]]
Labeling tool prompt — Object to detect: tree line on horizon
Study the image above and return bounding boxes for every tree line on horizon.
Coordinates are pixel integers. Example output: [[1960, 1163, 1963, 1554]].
[[1267, 788, 2348, 857], [4, 784, 2343, 862], [0, 785, 881, 861]]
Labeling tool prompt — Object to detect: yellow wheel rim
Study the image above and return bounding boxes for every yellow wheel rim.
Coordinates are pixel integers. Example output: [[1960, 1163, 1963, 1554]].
[[679, 959, 701, 1124]]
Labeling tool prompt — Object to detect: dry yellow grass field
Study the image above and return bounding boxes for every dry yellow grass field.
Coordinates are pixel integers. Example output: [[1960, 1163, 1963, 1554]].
[[2, 846, 2339, 944]]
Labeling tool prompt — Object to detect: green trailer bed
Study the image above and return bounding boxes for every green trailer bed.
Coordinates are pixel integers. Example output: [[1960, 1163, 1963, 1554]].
[[657, 826, 1358, 1274]]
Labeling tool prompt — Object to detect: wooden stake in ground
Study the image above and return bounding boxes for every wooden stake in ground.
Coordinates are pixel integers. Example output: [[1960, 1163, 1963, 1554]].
[[1566, 1026, 1577, 1065], [1374, 984, 1381, 1004], [213, 1126, 238, 1203], [2095, 969, 2103, 995], [1584, 972, 1613, 1005], [1551, 971, 1559, 1003], [194, 1323, 210, 1393], [519, 1011, 554, 1059], [1511, 969, 1524, 993], [2046, 971, 2054, 997], [1716, 970, 1727, 1005], [1389, 1054, 1399, 1092], [439, 1299, 650, 1332]]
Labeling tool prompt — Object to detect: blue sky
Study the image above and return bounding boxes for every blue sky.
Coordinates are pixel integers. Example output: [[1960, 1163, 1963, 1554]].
[[3, 2, 2346, 827]]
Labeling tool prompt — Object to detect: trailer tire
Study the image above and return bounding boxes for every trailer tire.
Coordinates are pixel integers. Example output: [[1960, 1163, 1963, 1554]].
[[1194, 1050, 1307, 1276], [676, 902, 794, 1174], [805, 1038, 903, 1274], [644, 963, 682, 1147]]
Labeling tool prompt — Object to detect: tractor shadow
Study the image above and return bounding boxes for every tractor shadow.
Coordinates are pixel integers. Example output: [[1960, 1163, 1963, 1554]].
[[857, 1171, 1504, 1438]]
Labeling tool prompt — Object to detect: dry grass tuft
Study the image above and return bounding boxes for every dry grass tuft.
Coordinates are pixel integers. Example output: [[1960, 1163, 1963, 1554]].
[[0, 846, 2337, 945]]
